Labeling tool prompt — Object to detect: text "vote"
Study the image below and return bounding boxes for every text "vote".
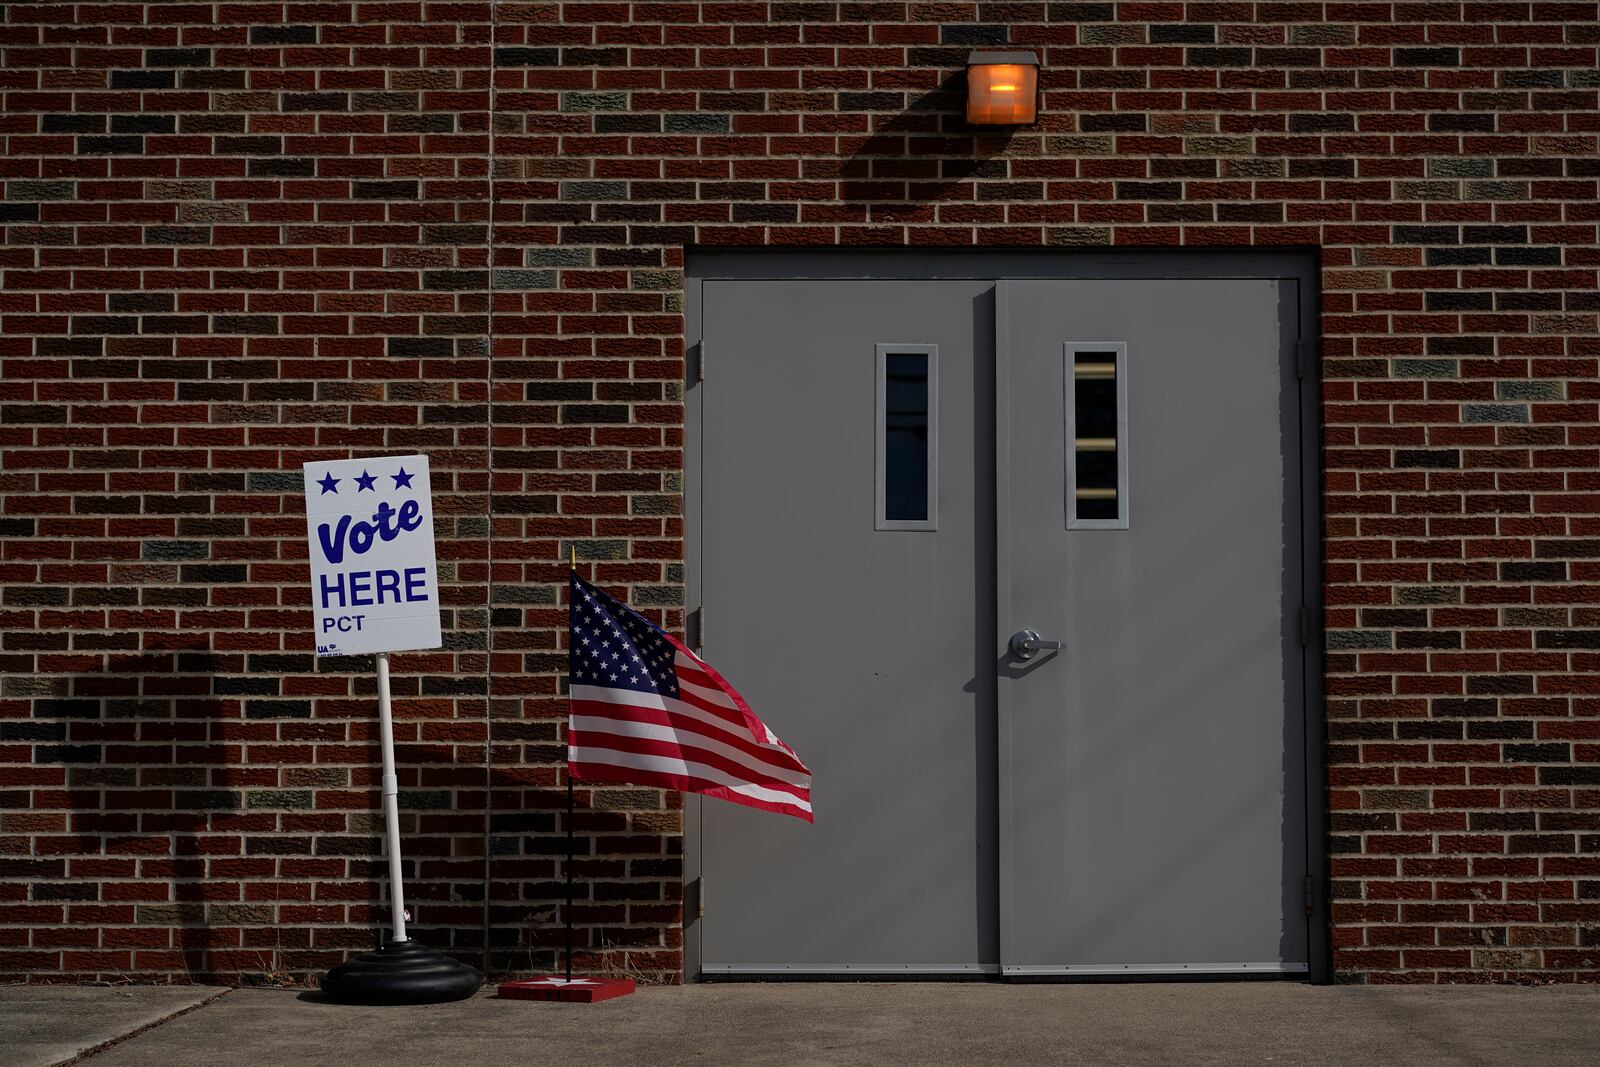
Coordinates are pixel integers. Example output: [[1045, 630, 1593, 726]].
[[316, 499, 424, 565]]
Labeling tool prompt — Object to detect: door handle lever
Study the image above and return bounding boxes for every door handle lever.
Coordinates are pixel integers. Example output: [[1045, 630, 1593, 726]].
[[1009, 629, 1064, 660]]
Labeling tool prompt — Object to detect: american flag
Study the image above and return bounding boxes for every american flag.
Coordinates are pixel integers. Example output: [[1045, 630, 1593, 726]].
[[566, 573, 812, 822]]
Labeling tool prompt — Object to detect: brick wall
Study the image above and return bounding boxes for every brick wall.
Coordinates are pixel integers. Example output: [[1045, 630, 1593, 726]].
[[2, 2, 1598, 985]]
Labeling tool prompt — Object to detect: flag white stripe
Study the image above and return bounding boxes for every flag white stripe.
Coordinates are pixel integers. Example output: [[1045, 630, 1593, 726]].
[[674, 671, 740, 711], [674, 648, 740, 693], [572, 684, 808, 777], [572, 683, 754, 743], [569, 712, 812, 789], [569, 745, 813, 812]]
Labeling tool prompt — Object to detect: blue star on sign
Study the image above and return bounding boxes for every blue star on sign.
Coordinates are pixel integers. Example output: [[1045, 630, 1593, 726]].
[[391, 467, 414, 489], [317, 472, 339, 495], [354, 470, 377, 492]]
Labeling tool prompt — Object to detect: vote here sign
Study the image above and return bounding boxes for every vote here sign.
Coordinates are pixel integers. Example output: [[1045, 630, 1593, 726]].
[[303, 454, 443, 657]]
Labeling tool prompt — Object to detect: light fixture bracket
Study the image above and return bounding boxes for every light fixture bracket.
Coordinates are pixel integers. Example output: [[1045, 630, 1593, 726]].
[[965, 50, 1040, 127], [966, 50, 1040, 66]]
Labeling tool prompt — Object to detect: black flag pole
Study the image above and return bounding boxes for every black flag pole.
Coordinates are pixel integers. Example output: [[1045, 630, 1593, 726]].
[[495, 552, 635, 1003], [566, 547, 576, 983], [565, 772, 574, 981]]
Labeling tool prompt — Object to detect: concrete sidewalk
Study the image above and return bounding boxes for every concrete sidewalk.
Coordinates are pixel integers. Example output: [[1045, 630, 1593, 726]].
[[2, 984, 221, 1067], [5, 981, 1598, 1067]]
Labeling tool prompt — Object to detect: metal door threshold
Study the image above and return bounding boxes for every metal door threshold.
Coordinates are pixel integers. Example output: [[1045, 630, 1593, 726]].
[[1005, 962, 1310, 977], [703, 964, 1000, 980]]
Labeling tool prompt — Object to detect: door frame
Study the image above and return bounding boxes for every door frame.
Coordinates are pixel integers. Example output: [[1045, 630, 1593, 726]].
[[683, 249, 1328, 984]]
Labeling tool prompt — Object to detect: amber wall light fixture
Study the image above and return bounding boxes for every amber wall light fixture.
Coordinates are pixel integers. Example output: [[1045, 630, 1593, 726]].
[[965, 50, 1039, 126]]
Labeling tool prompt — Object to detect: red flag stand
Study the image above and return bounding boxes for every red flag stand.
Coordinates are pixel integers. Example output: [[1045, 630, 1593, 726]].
[[498, 552, 636, 1005], [498, 975, 637, 1004], [496, 772, 636, 1003]]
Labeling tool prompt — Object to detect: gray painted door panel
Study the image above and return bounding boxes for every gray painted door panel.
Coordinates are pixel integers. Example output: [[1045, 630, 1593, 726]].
[[697, 271, 1306, 975], [700, 280, 995, 971], [1000, 279, 1307, 972]]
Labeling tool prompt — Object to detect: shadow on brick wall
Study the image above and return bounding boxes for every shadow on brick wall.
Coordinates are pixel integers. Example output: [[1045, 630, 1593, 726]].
[[17, 654, 640, 985], [840, 73, 1023, 229], [18, 652, 468, 984], [34, 653, 322, 983]]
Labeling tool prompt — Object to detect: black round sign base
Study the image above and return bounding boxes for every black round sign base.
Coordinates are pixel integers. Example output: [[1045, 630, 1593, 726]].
[[320, 939, 482, 1005]]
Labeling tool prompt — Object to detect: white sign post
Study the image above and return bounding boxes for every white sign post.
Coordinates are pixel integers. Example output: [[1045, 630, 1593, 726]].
[[303, 454, 478, 1003]]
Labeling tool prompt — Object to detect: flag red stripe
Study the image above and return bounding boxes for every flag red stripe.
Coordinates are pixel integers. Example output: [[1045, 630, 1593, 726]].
[[570, 697, 809, 778], [568, 743, 809, 809], [569, 757, 812, 821], [674, 663, 737, 706], [664, 635, 772, 745], [660, 680, 752, 733], [569, 725, 809, 794], [666, 685, 808, 773]]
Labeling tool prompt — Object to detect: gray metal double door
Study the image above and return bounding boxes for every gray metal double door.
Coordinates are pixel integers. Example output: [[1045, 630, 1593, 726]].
[[692, 270, 1310, 977]]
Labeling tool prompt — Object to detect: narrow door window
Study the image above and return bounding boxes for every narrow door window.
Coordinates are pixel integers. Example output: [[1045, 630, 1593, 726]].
[[1066, 342, 1128, 529], [876, 344, 937, 530]]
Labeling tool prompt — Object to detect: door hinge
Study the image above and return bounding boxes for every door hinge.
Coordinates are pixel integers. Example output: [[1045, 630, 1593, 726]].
[[689, 606, 705, 651], [697, 877, 705, 918], [1295, 338, 1304, 380], [1305, 875, 1315, 917], [1299, 604, 1309, 648], [696, 340, 705, 382]]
